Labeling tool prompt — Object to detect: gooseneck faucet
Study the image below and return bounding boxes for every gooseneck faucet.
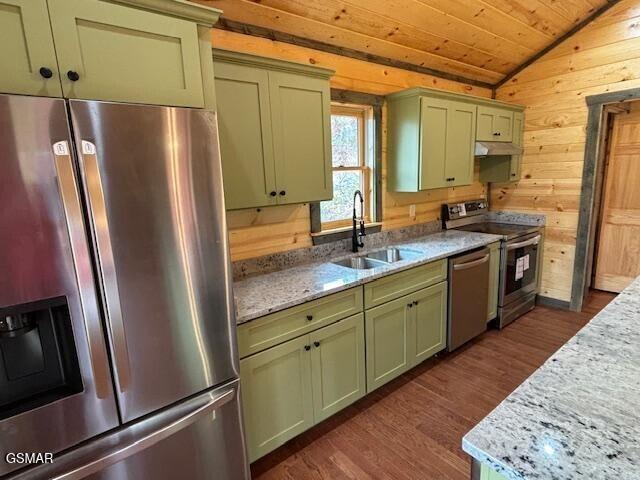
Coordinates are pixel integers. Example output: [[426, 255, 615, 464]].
[[352, 190, 366, 253]]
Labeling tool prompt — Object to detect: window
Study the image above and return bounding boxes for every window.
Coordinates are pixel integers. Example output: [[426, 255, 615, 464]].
[[320, 104, 374, 230]]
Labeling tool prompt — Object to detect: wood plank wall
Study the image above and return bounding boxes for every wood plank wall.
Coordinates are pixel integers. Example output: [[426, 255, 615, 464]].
[[493, 0, 640, 302], [213, 29, 492, 261]]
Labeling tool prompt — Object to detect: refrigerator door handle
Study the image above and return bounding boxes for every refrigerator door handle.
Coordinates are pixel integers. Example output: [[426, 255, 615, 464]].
[[53, 145, 112, 400], [50, 387, 236, 480], [78, 141, 131, 393]]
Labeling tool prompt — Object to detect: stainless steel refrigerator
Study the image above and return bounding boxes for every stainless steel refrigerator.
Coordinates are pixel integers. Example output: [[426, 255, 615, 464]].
[[0, 94, 249, 479]]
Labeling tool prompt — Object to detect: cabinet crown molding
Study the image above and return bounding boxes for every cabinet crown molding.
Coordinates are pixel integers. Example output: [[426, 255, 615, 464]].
[[213, 48, 335, 79], [387, 87, 524, 112], [107, 0, 222, 25]]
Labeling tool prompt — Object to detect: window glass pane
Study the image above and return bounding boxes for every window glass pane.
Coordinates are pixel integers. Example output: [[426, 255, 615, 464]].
[[320, 171, 362, 223], [331, 115, 359, 167]]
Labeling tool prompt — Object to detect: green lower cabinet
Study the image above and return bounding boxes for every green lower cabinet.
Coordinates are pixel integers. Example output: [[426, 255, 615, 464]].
[[365, 282, 447, 392], [241, 313, 365, 462], [487, 242, 501, 322], [310, 313, 366, 422], [410, 282, 447, 365], [240, 334, 314, 463], [480, 463, 509, 480], [365, 296, 411, 392]]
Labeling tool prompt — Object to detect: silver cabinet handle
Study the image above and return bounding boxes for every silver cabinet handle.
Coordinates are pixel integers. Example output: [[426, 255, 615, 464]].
[[453, 253, 490, 271], [507, 234, 541, 251], [52, 387, 235, 480], [78, 142, 131, 393], [53, 146, 111, 399]]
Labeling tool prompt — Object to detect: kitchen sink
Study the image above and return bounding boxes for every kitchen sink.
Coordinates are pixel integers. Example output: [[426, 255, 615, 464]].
[[365, 247, 423, 263], [332, 248, 423, 270], [332, 256, 388, 270]]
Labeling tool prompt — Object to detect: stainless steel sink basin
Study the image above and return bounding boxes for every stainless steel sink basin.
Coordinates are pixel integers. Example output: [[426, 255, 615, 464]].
[[365, 247, 423, 263], [332, 256, 387, 270]]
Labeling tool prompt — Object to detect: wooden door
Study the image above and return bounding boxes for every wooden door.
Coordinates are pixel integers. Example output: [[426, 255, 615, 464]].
[[0, 0, 62, 97], [310, 314, 366, 422], [269, 71, 332, 205], [47, 0, 203, 107], [365, 296, 412, 392], [419, 96, 448, 190], [445, 100, 476, 187], [214, 61, 277, 210], [594, 105, 640, 292], [240, 335, 314, 462], [409, 282, 447, 366]]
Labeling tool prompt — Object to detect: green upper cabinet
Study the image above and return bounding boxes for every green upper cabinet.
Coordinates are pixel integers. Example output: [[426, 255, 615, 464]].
[[478, 110, 525, 183], [0, 0, 220, 107], [269, 71, 332, 205], [388, 89, 476, 192], [0, 0, 62, 97], [387, 87, 524, 191], [476, 105, 514, 142], [214, 62, 277, 209], [213, 49, 334, 210]]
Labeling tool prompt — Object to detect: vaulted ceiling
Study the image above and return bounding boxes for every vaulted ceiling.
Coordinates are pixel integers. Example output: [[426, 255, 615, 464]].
[[203, 0, 614, 87]]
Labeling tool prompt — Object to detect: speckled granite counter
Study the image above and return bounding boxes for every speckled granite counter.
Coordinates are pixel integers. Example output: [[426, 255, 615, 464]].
[[463, 277, 640, 480], [233, 230, 502, 324]]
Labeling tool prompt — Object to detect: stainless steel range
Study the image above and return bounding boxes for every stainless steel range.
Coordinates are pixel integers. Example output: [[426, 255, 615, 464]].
[[443, 199, 542, 328]]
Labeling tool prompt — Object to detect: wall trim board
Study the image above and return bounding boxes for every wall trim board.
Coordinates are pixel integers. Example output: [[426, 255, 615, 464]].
[[213, 18, 494, 90], [536, 295, 571, 311], [571, 87, 640, 312], [494, 0, 623, 90]]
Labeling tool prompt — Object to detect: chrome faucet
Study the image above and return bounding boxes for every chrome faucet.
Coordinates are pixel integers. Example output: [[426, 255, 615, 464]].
[[352, 190, 366, 253]]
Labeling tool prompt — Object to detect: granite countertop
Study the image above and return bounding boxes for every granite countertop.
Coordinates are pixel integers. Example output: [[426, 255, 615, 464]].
[[463, 277, 640, 480], [233, 230, 502, 324]]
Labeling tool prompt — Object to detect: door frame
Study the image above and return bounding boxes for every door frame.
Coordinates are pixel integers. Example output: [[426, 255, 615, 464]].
[[571, 87, 640, 311]]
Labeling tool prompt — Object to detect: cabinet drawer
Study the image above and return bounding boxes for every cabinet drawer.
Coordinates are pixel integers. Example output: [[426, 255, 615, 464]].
[[238, 287, 363, 358], [364, 260, 447, 309]]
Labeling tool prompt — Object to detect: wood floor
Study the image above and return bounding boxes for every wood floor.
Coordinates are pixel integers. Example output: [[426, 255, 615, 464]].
[[251, 290, 615, 480]]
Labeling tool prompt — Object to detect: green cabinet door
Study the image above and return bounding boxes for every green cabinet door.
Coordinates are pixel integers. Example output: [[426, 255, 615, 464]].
[[365, 296, 411, 392], [0, 0, 61, 97], [269, 71, 332, 205], [477, 106, 514, 142], [419, 96, 448, 190], [409, 282, 447, 366], [487, 242, 500, 321], [47, 0, 204, 107], [214, 61, 277, 210], [480, 463, 509, 480], [240, 334, 314, 462], [310, 313, 366, 422], [510, 111, 524, 181], [445, 100, 477, 187]]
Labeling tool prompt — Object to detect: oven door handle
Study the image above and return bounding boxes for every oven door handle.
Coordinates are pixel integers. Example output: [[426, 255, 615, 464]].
[[507, 234, 541, 251]]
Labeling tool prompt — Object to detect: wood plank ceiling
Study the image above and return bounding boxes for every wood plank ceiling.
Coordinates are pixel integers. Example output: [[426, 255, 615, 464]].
[[202, 0, 613, 88]]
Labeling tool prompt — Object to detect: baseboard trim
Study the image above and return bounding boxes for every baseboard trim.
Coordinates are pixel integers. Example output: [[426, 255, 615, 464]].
[[536, 295, 571, 310]]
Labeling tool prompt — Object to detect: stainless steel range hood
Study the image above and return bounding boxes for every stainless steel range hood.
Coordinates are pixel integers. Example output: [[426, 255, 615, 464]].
[[474, 141, 523, 156]]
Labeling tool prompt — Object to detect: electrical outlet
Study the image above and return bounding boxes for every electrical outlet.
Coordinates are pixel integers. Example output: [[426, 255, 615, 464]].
[[409, 204, 416, 219]]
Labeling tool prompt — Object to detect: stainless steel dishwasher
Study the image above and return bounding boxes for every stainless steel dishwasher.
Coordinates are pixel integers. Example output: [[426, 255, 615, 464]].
[[447, 247, 491, 351]]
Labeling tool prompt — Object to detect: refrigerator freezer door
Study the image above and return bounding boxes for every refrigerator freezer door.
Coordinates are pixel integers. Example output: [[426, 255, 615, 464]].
[[8, 379, 249, 480], [0, 94, 119, 476], [69, 100, 238, 422]]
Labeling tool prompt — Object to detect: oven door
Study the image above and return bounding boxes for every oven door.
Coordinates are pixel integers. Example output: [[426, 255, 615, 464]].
[[500, 233, 541, 306]]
